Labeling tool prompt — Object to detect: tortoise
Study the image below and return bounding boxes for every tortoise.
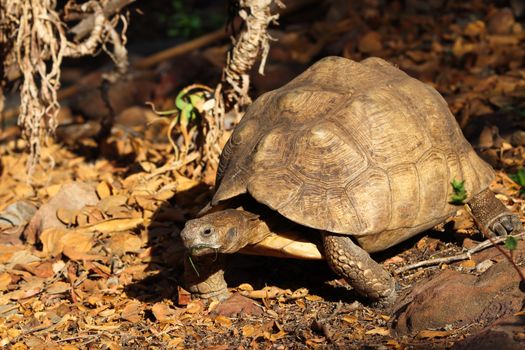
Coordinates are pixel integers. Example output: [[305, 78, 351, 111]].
[[180, 56, 523, 305]]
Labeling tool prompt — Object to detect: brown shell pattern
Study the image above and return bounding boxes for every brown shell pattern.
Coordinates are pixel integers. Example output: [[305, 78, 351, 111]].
[[213, 56, 494, 252]]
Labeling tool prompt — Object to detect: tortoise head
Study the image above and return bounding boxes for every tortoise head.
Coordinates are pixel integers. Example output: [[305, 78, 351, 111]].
[[181, 209, 261, 256]]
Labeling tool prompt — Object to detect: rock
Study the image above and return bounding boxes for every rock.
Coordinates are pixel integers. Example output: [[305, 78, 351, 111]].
[[475, 259, 495, 273], [212, 293, 263, 317], [24, 182, 99, 244], [0, 200, 37, 228], [391, 260, 524, 336], [451, 314, 525, 350]]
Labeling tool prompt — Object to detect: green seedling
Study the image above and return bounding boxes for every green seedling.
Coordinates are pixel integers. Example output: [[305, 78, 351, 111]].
[[148, 84, 213, 160], [450, 178, 467, 204], [505, 236, 518, 251], [509, 168, 525, 196]]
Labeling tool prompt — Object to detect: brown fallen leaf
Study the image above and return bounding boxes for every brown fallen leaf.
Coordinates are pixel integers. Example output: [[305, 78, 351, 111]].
[[151, 302, 179, 322], [56, 207, 78, 226], [185, 300, 203, 314], [46, 281, 70, 295], [107, 231, 143, 255], [214, 315, 233, 328], [0, 272, 12, 291], [121, 300, 142, 323], [168, 338, 184, 348], [365, 327, 390, 336], [96, 181, 113, 199], [242, 324, 262, 338], [383, 256, 405, 265], [20, 261, 55, 278], [416, 329, 452, 339], [341, 315, 358, 324], [240, 286, 291, 299], [75, 217, 143, 234], [177, 286, 191, 306], [61, 231, 94, 260], [40, 228, 67, 257]]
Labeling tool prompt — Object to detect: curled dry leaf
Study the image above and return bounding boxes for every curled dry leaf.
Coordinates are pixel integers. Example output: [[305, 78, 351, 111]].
[[40, 228, 67, 257], [214, 315, 233, 328], [185, 301, 203, 314], [46, 281, 70, 295], [56, 207, 78, 226], [242, 324, 260, 337], [96, 181, 113, 199], [121, 300, 142, 323], [107, 231, 143, 255], [365, 327, 390, 336], [416, 329, 452, 339], [0, 272, 12, 291], [41, 228, 95, 260], [151, 302, 179, 322], [61, 231, 94, 260], [97, 195, 128, 213], [240, 286, 291, 299], [75, 217, 143, 234], [21, 261, 55, 278]]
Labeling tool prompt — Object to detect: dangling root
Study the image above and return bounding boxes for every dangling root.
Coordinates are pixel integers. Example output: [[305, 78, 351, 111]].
[[0, 0, 130, 174]]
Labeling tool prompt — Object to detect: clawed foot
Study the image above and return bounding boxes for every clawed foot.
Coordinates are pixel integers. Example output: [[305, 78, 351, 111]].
[[370, 289, 397, 309], [191, 289, 231, 302], [488, 213, 523, 237]]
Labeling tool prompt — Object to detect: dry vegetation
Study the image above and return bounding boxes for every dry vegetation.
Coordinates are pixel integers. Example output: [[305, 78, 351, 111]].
[[0, 0, 525, 349]]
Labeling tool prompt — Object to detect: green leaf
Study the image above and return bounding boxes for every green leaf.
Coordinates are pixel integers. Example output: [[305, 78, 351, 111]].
[[509, 168, 525, 197], [504, 236, 518, 251], [509, 168, 525, 186], [450, 179, 467, 205]]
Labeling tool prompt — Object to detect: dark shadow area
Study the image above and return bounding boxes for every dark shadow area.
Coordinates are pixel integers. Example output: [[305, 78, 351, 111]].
[[126, 180, 477, 306]]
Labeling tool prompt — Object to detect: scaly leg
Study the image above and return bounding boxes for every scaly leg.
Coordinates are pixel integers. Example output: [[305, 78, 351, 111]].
[[322, 232, 396, 305], [468, 189, 523, 236], [183, 253, 230, 300]]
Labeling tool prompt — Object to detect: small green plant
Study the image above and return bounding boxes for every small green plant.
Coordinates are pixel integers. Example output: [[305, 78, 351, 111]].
[[509, 168, 525, 196], [505, 236, 518, 251], [158, 0, 224, 39], [450, 179, 467, 204], [148, 84, 213, 161]]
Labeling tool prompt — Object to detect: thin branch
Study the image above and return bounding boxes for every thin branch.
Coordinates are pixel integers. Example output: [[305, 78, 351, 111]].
[[395, 232, 525, 274]]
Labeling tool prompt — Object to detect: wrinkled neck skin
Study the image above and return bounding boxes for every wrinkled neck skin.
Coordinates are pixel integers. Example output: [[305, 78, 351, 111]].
[[180, 208, 271, 256]]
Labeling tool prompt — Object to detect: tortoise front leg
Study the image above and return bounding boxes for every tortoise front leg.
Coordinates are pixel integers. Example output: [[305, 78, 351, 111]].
[[322, 232, 396, 305], [184, 253, 230, 300], [468, 189, 523, 236]]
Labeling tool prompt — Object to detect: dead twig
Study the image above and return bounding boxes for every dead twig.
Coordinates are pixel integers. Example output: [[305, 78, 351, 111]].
[[134, 29, 228, 70], [395, 232, 525, 274]]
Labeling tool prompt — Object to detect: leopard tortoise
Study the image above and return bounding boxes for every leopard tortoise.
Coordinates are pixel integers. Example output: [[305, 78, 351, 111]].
[[180, 56, 522, 305]]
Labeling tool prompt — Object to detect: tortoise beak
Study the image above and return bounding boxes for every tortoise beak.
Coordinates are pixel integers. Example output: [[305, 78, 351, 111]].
[[189, 244, 221, 256]]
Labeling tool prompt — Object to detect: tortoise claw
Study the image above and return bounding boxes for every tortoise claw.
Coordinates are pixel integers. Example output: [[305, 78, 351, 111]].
[[489, 214, 523, 236], [492, 222, 508, 237]]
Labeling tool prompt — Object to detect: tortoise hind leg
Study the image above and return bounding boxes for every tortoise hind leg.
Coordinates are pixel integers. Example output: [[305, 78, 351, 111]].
[[468, 189, 523, 236], [322, 232, 396, 305]]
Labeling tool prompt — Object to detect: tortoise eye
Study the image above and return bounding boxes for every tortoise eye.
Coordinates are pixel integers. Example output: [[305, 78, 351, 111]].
[[202, 228, 213, 236]]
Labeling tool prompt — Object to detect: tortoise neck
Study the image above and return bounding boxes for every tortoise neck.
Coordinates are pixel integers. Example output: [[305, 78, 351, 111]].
[[219, 209, 272, 253]]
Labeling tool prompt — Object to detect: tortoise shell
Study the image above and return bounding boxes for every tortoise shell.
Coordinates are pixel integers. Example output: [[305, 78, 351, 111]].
[[212, 56, 494, 252]]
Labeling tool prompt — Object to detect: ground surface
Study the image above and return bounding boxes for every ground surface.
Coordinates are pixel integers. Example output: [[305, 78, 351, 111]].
[[1, 0, 525, 349]]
